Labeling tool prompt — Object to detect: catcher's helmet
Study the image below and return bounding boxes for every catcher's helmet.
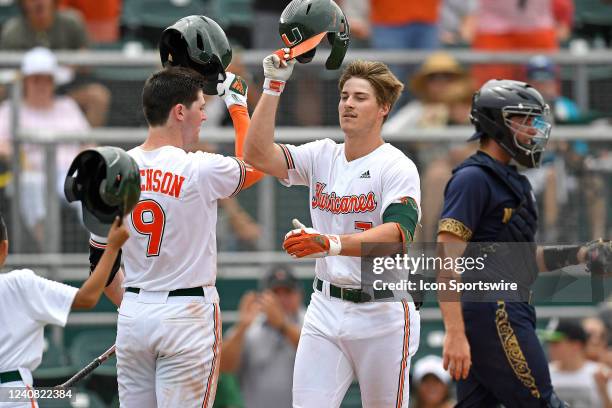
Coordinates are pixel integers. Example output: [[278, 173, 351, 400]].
[[279, 0, 350, 70], [469, 79, 552, 168], [64, 147, 141, 236], [159, 15, 232, 95]]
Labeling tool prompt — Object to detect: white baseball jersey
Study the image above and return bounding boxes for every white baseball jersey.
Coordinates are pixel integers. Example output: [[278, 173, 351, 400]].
[[106, 145, 245, 291], [279, 139, 421, 287], [0, 270, 77, 373]]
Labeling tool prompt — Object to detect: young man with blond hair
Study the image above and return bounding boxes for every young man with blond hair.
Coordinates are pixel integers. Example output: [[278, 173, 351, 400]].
[[244, 55, 421, 407]]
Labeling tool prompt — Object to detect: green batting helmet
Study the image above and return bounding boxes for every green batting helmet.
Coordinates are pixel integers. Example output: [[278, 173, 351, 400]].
[[159, 15, 232, 95], [279, 0, 350, 70], [64, 147, 141, 236]]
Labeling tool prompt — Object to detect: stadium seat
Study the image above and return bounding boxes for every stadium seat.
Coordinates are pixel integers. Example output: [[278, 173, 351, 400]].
[[69, 330, 117, 378], [209, 0, 252, 28], [0, 0, 19, 30], [573, 0, 612, 46], [121, 0, 209, 32], [575, 0, 612, 28]]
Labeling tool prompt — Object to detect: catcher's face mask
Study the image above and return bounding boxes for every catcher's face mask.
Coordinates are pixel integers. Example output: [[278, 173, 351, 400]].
[[64, 147, 141, 236]]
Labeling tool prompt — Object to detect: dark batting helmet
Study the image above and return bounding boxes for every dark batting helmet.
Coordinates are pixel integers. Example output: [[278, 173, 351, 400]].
[[159, 15, 232, 95], [469, 79, 552, 168], [64, 147, 141, 236], [279, 0, 350, 70]]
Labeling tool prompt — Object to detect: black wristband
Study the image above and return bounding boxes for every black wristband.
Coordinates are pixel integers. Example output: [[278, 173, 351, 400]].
[[89, 242, 122, 287], [542, 245, 581, 271]]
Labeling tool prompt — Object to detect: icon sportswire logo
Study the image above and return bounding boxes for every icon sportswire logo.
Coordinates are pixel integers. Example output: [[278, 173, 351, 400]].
[[311, 182, 377, 214]]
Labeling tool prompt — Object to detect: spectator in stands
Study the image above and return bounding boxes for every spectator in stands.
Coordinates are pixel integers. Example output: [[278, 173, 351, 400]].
[[370, 0, 442, 50], [523, 55, 607, 242], [583, 316, 611, 366], [545, 318, 612, 408], [59, 0, 121, 44], [0, 0, 88, 49], [386, 52, 472, 131], [438, 0, 477, 47], [470, 0, 573, 86], [0, 47, 89, 249], [385, 52, 476, 241], [369, 0, 442, 86], [220, 265, 304, 408], [410, 355, 454, 408], [0, 0, 111, 127]]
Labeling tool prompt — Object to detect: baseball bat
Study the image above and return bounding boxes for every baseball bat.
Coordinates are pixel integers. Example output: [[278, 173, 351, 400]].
[[55, 345, 116, 389]]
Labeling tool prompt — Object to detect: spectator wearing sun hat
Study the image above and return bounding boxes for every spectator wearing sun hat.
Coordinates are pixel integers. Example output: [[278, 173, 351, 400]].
[[1, 0, 111, 127], [411, 355, 454, 408], [386, 52, 473, 131], [0, 47, 89, 249]]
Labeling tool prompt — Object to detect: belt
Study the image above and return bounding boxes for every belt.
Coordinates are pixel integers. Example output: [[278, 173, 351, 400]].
[[126, 287, 205, 297], [0, 370, 21, 383], [315, 278, 394, 303]]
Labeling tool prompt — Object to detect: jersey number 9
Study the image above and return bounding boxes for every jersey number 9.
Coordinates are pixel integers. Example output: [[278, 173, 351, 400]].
[[132, 199, 166, 257]]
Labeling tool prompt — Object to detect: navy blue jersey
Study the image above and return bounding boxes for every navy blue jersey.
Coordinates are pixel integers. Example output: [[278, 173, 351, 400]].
[[439, 151, 536, 243]]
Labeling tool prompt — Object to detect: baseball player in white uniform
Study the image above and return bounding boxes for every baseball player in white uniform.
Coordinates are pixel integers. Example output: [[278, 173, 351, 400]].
[[91, 66, 263, 408], [244, 55, 422, 407], [0, 215, 129, 408]]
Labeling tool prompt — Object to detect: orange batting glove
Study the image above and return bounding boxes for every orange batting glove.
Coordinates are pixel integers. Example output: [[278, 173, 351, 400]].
[[282, 219, 342, 258]]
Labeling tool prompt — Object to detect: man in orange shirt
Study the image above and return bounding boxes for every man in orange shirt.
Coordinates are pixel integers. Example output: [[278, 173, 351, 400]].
[[370, 0, 441, 50], [369, 0, 442, 100], [60, 0, 120, 43]]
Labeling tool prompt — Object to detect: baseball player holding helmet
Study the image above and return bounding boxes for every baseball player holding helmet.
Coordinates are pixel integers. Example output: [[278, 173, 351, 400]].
[[87, 16, 264, 408], [0, 146, 135, 407], [437, 79, 612, 407], [244, 1, 421, 406]]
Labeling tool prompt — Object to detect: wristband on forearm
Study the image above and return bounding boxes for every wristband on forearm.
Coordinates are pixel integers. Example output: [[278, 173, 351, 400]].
[[263, 78, 286, 96], [542, 245, 581, 271]]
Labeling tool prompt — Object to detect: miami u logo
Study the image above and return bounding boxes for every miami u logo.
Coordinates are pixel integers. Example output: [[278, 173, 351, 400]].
[[281, 27, 303, 46]]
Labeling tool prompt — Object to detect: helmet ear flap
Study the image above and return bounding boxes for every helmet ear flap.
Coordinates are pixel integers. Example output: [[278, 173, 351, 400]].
[[296, 47, 316, 63], [160, 30, 190, 68], [64, 161, 80, 203], [326, 31, 349, 70]]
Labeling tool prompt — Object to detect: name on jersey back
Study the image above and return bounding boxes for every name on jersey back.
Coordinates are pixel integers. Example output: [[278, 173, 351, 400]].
[[139, 169, 186, 198]]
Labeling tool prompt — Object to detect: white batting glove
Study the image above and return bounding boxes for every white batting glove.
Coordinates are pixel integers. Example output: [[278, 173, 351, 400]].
[[263, 51, 296, 96], [217, 72, 248, 108], [282, 218, 342, 258]]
